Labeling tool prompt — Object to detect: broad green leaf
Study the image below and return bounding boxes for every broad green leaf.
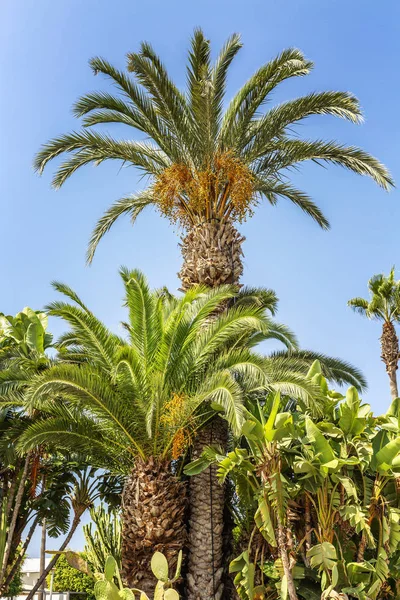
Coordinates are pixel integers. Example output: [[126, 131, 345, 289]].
[[305, 419, 335, 465], [183, 456, 213, 476], [119, 590, 135, 600], [255, 498, 276, 546], [331, 564, 339, 587], [229, 551, 248, 574], [164, 590, 179, 600], [151, 552, 169, 581], [307, 542, 337, 571], [154, 581, 165, 600], [104, 556, 117, 582], [242, 418, 264, 442], [264, 391, 280, 441], [331, 475, 358, 501], [306, 360, 322, 379], [94, 580, 120, 600], [339, 506, 373, 543], [217, 449, 253, 481], [375, 437, 400, 472], [26, 322, 45, 353]]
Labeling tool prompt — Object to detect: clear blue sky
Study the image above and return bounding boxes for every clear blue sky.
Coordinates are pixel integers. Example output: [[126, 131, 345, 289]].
[[1, 0, 399, 554]]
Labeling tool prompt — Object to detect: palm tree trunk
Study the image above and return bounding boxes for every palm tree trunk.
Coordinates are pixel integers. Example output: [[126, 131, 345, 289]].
[[187, 419, 227, 600], [121, 457, 187, 597], [178, 220, 244, 290], [381, 321, 399, 400], [25, 511, 83, 600], [0, 454, 30, 588], [180, 218, 244, 600], [0, 514, 40, 596]]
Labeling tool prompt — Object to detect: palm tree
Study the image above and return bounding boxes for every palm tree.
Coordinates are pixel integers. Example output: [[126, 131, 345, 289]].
[[17, 270, 306, 594], [34, 30, 392, 286], [348, 268, 400, 400], [34, 30, 391, 599]]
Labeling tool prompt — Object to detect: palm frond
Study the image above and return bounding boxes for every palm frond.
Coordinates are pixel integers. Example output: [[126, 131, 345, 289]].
[[257, 138, 393, 190], [221, 48, 313, 148], [245, 91, 363, 158], [86, 191, 155, 264], [34, 130, 168, 188], [255, 178, 330, 230], [267, 349, 367, 391]]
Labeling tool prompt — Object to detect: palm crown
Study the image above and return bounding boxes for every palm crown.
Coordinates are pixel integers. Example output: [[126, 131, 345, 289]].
[[348, 268, 400, 401], [34, 30, 393, 264], [18, 270, 307, 471], [348, 268, 400, 323]]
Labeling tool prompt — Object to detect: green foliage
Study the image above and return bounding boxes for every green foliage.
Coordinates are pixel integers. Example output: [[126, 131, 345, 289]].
[[18, 270, 327, 471], [61, 551, 182, 600], [2, 562, 23, 598], [0, 307, 53, 358], [348, 267, 400, 323], [47, 554, 95, 600], [34, 31, 392, 263], [186, 362, 400, 600]]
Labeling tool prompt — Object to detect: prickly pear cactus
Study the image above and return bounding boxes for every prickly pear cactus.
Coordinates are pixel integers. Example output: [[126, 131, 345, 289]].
[[61, 549, 181, 600]]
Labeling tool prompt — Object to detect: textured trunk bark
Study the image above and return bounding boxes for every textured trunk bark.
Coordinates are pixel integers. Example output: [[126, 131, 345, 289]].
[[121, 457, 187, 596], [180, 219, 244, 600], [381, 321, 399, 400], [187, 419, 227, 600], [25, 511, 83, 600], [178, 220, 244, 291]]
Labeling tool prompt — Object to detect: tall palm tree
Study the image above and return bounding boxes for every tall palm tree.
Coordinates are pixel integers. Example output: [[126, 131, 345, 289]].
[[34, 30, 392, 286], [33, 30, 388, 598], [348, 268, 400, 400], [17, 270, 306, 595]]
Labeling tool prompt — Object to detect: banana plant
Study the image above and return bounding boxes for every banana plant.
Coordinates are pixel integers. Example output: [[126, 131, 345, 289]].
[[185, 361, 400, 600], [0, 308, 53, 359]]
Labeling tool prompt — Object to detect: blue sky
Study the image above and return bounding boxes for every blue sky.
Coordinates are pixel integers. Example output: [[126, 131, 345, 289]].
[[1, 0, 399, 555]]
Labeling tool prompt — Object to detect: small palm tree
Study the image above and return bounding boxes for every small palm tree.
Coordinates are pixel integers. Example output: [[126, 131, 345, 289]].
[[18, 270, 304, 594], [34, 30, 392, 289], [348, 268, 400, 400]]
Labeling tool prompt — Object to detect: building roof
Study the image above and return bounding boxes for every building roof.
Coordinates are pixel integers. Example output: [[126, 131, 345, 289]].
[[22, 558, 51, 573]]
